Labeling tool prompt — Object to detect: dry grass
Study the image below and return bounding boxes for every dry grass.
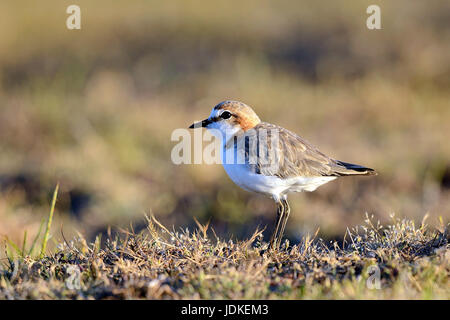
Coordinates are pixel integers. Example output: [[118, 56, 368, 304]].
[[1, 214, 448, 299]]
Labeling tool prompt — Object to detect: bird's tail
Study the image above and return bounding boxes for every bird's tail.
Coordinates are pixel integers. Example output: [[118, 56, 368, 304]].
[[333, 160, 377, 176]]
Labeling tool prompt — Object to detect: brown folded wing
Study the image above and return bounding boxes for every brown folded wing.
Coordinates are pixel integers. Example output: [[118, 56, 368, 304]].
[[243, 122, 376, 179]]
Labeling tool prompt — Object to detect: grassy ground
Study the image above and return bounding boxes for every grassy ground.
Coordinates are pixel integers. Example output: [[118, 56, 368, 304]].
[[1, 212, 448, 299]]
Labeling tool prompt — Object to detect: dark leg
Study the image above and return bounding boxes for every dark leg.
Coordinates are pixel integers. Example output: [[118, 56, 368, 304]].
[[269, 200, 284, 250], [276, 199, 290, 248]]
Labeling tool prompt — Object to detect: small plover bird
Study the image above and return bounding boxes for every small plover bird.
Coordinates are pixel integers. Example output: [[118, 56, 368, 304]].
[[189, 100, 376, 250]]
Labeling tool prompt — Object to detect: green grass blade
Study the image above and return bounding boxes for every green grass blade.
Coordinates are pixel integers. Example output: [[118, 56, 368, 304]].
[[28, 218, 45, 256], [21, 230, 27, 257], [5, 236, 22, 257], [39, 183, 59, 259]]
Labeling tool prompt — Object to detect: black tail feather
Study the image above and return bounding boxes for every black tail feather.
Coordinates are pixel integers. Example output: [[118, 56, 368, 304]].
[[335, 160, 377, 176]]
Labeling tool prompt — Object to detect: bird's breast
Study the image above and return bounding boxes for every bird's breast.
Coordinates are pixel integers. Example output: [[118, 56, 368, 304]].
[[222, 163, 287, 197]]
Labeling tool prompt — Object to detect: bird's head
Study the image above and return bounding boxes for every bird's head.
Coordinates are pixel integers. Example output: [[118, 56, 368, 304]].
[[189, 100, 261, 137]]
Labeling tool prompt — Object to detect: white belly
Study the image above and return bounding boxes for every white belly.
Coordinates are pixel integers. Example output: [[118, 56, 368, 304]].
[[222, 163, 336, 200]]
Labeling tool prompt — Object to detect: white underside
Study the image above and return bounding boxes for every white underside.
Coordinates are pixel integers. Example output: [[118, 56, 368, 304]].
[[223, 163, 336, 201]]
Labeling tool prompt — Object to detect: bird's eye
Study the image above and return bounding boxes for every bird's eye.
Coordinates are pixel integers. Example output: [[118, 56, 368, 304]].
[[220, 111, 232, 119]]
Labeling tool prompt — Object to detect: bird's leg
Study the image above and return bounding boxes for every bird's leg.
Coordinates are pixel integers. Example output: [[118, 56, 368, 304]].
[[276, 199, 291, 249], [269, 200, 284, 250]]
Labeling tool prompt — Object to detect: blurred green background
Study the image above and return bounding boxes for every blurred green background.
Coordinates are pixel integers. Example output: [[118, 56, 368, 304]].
[[1, 0, 449, 252]]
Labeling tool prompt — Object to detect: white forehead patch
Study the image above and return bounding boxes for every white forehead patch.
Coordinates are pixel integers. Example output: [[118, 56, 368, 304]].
[[209, 108, 219, 119], [209, 107, 228, 120]]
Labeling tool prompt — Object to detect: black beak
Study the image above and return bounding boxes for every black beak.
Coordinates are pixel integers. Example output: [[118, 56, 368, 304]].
[[189, 118, 212, 129]]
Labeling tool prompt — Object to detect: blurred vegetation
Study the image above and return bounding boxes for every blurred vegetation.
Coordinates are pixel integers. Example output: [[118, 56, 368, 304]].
[[0, 0, 449, 258]]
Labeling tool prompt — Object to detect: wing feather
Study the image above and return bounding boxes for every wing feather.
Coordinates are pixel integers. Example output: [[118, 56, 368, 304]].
[[242, 122, 375, 178]]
